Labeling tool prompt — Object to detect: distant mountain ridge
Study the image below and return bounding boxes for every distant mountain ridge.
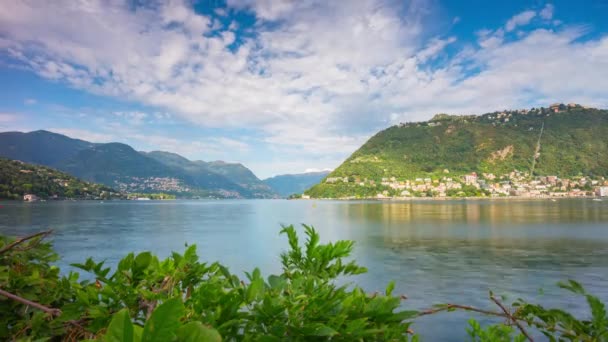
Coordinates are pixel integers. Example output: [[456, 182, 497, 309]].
[[263, 171, 330, 197], [0, 130, 277, 198], [305, 104, 608, 198], [0, 130, 95, 167]]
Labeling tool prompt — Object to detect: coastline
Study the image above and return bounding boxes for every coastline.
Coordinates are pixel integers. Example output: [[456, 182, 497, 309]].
[[297, 195, 605, 201]]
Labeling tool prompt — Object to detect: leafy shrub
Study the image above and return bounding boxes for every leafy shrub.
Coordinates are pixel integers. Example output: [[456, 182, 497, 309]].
[[1, 226, 607, 341], [0, 226, 416, 341]]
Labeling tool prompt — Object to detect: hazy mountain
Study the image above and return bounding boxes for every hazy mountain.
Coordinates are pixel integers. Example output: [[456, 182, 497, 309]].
[[196, 160, 277, 198], [264, 171, 331, 197], [145, 151, 276, 198], [0, 130, 275, 198], [306, 105, 608, 198]]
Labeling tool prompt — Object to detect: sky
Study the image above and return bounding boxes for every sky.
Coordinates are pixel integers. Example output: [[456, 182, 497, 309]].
[[0, 0, 607, 179]]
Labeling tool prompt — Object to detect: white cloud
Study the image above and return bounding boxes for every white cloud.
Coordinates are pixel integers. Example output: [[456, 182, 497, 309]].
[[505, 10, 536, 32], [304, 168, 333, 173], [113, 111, 148, 125], [154, 112, 170, 119], [417, 37, 457, 61], [0, 1, 607, 176], [540, 4, 554, 20], [227, 0, 297, 20], [24, 98, 37, 105]]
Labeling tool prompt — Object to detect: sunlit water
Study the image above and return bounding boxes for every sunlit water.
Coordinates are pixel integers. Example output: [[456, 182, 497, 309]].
[[1, 199, 607, 340]]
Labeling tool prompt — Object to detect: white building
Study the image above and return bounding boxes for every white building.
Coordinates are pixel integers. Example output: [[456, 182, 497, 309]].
[[23, 194, 39, 202], [598, 186, 608, 197]]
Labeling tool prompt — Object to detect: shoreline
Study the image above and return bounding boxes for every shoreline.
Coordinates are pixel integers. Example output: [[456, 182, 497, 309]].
[[297, 196, 605, 201]]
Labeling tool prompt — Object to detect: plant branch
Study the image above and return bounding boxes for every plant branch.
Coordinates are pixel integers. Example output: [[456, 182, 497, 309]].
[[0, 288, 61, 317], [418, 304, 506, 318], [420, 301, 574, 339], [0, 230, 53, 255], [491, 295, 533, 342]]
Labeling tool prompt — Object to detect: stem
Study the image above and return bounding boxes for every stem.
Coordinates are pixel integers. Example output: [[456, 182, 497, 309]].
[[418, 304, 506, 317], [0, 230, 53, 255], [420, 302, 574, 338], [491, 295, 533, 342], [0, 288, 61, 316]]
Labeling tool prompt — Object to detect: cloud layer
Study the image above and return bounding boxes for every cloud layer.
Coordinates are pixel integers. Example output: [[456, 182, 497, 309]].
[[1, 1, 607, 176]]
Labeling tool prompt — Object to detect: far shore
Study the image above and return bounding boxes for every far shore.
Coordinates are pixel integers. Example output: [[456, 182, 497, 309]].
[[295, 195, 605, 201]]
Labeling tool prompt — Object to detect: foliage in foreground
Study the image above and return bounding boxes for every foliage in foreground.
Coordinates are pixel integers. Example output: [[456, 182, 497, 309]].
[[0, 227, 607, 341]]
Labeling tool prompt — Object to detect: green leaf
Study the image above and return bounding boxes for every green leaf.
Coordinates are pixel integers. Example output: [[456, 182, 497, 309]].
[[302, 323, 338, 337], [133, 325, 143, 342], [389, 310, 419, 322], [117, 253, 134, 272], [183, 245, 198, 263], [246, 277, 265, 302], [176, 322, 222, 342], [133, 252, 152, 274], [385, 280, 395, 296], [267, 275, 287, 290], [256, 336, 281, 342], [104, 309, 133, 342], [558, 279, 585, 294], [586, 294, 607, 333], [142, 298, 185, 342]]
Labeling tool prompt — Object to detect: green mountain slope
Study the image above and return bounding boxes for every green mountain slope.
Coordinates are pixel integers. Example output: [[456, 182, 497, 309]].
[[0, 131, 274, 198], [0, 130, 95, 167], [0, 158, 120, 200], [264, 171, 330, 197], [64, 143, 178, 183], [306, 105, 608, 198]]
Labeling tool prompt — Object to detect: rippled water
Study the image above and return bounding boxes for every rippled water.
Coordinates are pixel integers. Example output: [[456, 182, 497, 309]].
[[1, 199, 607, 340]]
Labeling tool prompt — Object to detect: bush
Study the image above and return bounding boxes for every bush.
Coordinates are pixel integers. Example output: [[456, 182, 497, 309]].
[[0, 226, 606, 341]]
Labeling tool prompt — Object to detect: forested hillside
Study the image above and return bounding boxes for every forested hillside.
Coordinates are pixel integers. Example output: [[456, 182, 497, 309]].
[[0, 158, 120, 200], [306, 105, 608, 198]]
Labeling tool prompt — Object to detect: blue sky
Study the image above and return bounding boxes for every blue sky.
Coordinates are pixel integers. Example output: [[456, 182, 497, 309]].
[[1, 0, 607, 178]]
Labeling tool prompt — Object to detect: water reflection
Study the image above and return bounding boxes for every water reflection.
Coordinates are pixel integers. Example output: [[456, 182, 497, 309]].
[[1, 199, 607, 341], [343, 199, 608, 225]]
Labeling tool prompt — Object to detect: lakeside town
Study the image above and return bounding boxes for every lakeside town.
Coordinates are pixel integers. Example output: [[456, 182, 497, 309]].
[[313, 170, 608, 200], [114, 176, 191, 193]]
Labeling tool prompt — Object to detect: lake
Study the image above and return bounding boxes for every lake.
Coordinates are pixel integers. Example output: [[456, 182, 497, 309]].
[[1, 199, 607, 340]]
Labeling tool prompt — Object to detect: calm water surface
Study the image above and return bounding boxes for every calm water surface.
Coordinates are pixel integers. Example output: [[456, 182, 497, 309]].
[[1, 199, 607, 340]]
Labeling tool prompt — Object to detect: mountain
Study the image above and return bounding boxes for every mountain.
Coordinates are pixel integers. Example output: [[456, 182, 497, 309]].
[[0, 130, 95, 167], [64, 143, 178, 184], [197, 161, 277, 198], [0, 131, 276, 198], [145, 151, 277, 198], [0, 157, 121, 200], [305, 105, 608, 198], [264, 171, 331, 197]]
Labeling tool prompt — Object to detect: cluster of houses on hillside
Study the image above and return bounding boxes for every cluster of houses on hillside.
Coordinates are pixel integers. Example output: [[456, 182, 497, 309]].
[[548, 103, 592, 113], [324, 170, 608, 199], [396, 103, 595, 129], [114, 177, 190, 193]]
